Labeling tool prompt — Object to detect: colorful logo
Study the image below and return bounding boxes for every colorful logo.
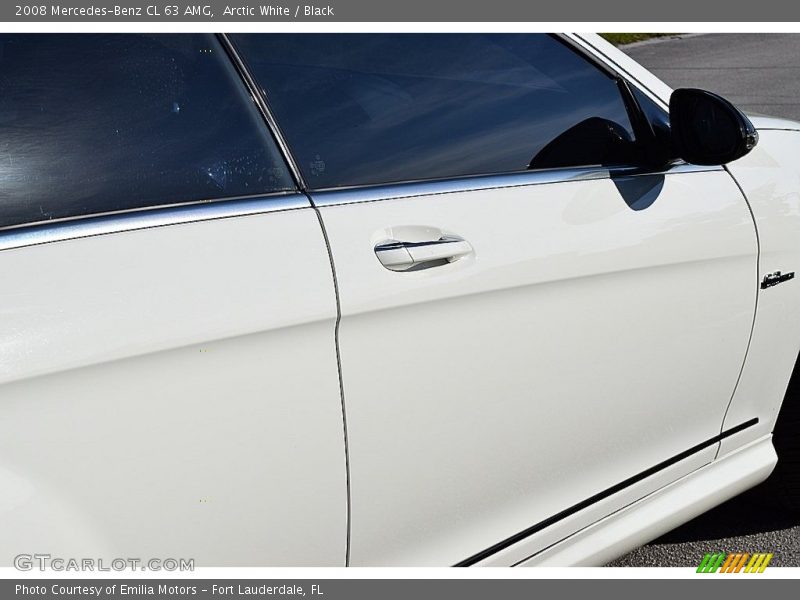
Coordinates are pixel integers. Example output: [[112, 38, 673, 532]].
[[697, 552, 773, 573]]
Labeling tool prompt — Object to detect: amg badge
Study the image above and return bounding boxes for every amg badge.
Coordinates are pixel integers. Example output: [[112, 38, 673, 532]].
[[761, 271, 796, 289]]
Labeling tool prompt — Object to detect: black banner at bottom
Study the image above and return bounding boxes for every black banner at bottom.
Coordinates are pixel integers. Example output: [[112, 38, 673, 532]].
[[3, 579, 795, 600]]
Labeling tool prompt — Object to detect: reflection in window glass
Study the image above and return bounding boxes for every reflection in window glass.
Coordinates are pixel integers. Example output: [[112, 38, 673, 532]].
[[232, 34, 637, 189], [0, 34, 295, 229]]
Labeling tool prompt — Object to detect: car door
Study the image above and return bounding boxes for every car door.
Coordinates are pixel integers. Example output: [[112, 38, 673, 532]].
[[233, 33, 758, 566], [0, 34, 346, 566]]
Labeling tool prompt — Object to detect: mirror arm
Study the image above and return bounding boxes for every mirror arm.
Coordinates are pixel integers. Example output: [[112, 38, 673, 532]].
[[616, 78, 670, 169]]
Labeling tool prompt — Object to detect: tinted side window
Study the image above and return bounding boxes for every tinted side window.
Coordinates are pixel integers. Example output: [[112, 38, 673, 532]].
[[232, 34, 637, 189], [0, 34, 295, 230]]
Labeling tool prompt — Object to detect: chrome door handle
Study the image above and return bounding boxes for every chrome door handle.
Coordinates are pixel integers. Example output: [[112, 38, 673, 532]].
[[374, 236, 473, 271]]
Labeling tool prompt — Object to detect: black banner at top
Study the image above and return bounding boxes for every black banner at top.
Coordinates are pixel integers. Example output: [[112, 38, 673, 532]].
[[3, 0, 800, 22]]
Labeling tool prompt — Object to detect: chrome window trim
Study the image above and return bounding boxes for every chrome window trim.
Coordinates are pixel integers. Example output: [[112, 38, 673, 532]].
[[217, 33, 308, 191], [565, 33, 671, 112], [0, 192, 309, 253], [311, 163, 723, 208]]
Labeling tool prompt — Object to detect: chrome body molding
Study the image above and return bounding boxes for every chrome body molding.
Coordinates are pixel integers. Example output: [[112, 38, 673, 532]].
[[0, 164, 721, 254], [0, 193, 310, 252], [311, 163, 723, 207]]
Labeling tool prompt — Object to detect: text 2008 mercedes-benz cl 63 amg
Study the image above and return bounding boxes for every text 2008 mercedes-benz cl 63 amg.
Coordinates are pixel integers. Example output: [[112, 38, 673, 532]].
[[2, 32, 800, 567]]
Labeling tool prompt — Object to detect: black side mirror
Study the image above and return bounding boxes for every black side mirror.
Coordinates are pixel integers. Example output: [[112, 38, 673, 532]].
[[669, 88, 758, 166]]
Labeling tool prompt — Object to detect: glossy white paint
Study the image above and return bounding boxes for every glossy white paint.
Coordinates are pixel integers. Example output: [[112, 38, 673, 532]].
[[721, 128, 800, 454], [476, 445, 718, 566], [572, 32, 800, 465], [0, 206, 347, 566], [748, 115, 800, 131], [1, 34, 798, 569], [316, 166, 758, 566], [518, 436, 777, 567]]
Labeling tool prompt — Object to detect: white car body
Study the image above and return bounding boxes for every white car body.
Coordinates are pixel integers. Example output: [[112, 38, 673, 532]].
[[0, 33, 798, 567]]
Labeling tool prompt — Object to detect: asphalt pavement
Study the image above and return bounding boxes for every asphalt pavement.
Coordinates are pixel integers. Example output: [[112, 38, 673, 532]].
[[624, 33, 800, 121], [608, 488, 800, 567], [609, 34, 800, 567]]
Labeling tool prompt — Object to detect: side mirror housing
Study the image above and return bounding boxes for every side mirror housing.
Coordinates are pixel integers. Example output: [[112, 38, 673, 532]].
[[669, 88, 759, 166]]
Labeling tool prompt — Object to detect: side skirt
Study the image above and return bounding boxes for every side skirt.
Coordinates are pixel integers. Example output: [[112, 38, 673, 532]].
[[456, 419, 763, 567], [518, 435, 775, 567]]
